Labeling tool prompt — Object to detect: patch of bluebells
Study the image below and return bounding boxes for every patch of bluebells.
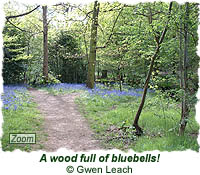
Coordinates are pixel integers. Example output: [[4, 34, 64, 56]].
[[43, 83, 88, 92], [44, 83, 154, 98], [87, 86, 141, 98], [1, 85, 31, 111]]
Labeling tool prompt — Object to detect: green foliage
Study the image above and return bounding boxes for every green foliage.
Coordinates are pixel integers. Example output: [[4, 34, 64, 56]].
[[48, 30, 87, 83], [29, 72, 61, 86], [3, 2, 199, 93], [3, 23, 28, 84]]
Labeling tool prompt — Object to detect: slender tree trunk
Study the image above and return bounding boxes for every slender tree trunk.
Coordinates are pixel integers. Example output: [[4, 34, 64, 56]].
[[133, 2, 173, 135], [86, 1, 100, 89], [179, 2, 189, 135], [179, 5, 184, 134], [179, 6, 183, 90], [97, 61, 100, 78], [83, 31, 89, 61], [24, 40, 30, 84], [133, 46, 160, 135], [42, 6, 48, 82]]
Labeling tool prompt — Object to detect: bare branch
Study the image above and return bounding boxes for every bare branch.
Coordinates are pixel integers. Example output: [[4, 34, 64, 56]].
[[100, 4, 122, 13], [6, 19, 28, 32], [6, 5, 40, 20], [159, 2, 173, 44], [6, 19, 43, 35], [96, 5, 124, 49]]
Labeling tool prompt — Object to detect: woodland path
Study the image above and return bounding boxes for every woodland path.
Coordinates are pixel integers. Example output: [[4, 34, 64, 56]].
[[29, 89, 100, 152]]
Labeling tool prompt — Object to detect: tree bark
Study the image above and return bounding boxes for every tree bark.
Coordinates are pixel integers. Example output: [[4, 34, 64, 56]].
[[42, 6, 48, 82], [86, 1, 100, 89], [179, 2, 189, 135], [133, 2, 173, 135]]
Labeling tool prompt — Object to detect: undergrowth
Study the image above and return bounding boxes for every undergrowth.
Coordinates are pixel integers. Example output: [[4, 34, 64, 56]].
[[76, 91, 199, 152]]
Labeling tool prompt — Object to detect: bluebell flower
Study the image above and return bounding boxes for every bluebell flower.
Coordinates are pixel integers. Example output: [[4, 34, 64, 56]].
[[1, 84, 30, 111]]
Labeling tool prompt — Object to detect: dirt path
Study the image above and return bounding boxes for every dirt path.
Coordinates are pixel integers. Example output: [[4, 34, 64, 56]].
[[29, 89, 100, 152]]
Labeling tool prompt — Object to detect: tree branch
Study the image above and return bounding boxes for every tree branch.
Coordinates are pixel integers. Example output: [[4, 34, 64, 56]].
[[6, 19, 28, 32], [100, 4, 122, 13], [96, 5, 124, 49], [159, 2, 173, 44], [6, 19, 43, 35], [6, 5, 40, 20]]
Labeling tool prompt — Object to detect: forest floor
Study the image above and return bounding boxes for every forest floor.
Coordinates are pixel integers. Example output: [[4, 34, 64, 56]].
[[2, 84, 198, 151], [29, 89, 100, 152]]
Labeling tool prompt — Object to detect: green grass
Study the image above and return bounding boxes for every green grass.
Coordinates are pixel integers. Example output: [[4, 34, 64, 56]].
[[1, 98, 45, 152], [76, 92, 199, 152], [39, 86, 84, 96]]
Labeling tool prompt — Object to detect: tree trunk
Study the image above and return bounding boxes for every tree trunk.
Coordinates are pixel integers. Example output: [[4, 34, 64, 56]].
[[179, 5, 183, 90], [179, 2, 189, 135], [102, 70, 108, 79], [86, 1, 100, 89], [133, 46, 160, 135], [24, 40, 30, 84], [97, 61, 100, 78], [133, 2, 173, 135], [42, 6, 48, 82], [179, 4, 184, 134]]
